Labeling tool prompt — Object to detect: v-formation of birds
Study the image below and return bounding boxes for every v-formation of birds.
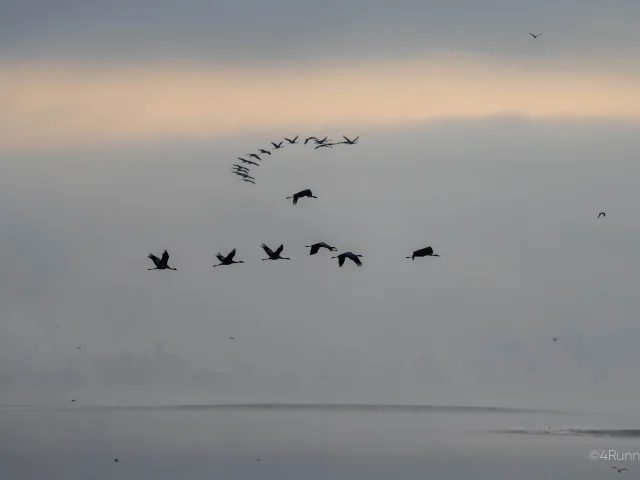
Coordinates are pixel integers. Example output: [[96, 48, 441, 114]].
[[231, 135, 359, 185]]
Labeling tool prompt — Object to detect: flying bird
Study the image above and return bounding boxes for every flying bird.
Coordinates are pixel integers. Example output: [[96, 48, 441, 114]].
[[232, 164, 250, 170], [148, 250, 177, 270], [213, 248, 245, 267], [76, 346, 81, 351], [314, 137, 329, 144], [314, 143, 334, 149], [258, 149, 272, 155], [305, 242, 337, 255], [341, 135, 359, 144], [114, 459, 119, 463], [552, 337, 558, 342], [407, 246, 440, 260], [229, 337, 235, 340], [71, 399, 76, 403], [331, 251, 364, 267], [598, 212, 606, 218], [530, 32, 542, 38], [241, 178, 256, 184], [286, 189, 317, 205], [261, 243, 291, 260], [248, 154, 262, 161], [285, 136, 299, 144], [271, 141, 284, 149], [615, 468, 628, 473], [304, 136, 318, 145], [239, 159, 259, 166]]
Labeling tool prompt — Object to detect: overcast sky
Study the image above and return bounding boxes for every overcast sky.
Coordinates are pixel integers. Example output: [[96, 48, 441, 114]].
[[1, 0, 640, 417]]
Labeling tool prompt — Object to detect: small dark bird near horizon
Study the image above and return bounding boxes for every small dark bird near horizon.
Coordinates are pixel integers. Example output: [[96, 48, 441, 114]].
[[341, 135, 359, 144], [530, 33, 542, 38], [407, 246, 440, 260], [258, 149, 271, 155], [615, 468, 628, 473], [261, 243, 291, 260], [148, 250, 177, 270], [552, 337, 558, 342], [287, 189, 317, 205], [598, 212, 606, 218], [114, 459, 119, 463], [71, 399, 76, 403], [248, 153, 261, 161], [304, 136, 318, 145], [285, 136, 299, 144], [332, 251, 364, 267], [271, 141, 284, 149], [306, 242, 337, 255], [213, 249, 245, 267], [239, 159, 259, 166], [229, 337, 235, 340]]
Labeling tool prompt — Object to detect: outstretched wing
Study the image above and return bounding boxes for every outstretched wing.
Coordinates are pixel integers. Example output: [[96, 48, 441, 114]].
[[160, 250, 169, 267], [225, 248, 237, 261], [148, 254, 160, 267], [338, 255, 345, 267], [292, 194, 299, 205], [275, 244, 284, 256], [215, 252, 225, 262], [261, 243, 274, 257], [309, 244, 320, 255]]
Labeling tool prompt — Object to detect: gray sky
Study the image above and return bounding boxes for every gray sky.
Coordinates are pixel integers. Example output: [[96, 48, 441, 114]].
[[2, 0, 640, 416], [2, 117, 640, 412], [2, 0, 640, 63]]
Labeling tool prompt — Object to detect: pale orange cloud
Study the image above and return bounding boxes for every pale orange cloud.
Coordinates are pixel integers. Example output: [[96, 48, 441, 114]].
[[2, 57, 640, 152]]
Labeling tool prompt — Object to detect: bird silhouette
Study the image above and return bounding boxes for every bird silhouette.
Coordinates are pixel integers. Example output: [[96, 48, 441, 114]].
[[407, 246, 440, 260], [598, 212, 606, 218], [148, 251, 177, 270], [248, 153, 261, 161], [114, 459, 119, 463], [213, 249, 245, 267], [239, 159, 259, 166], [241, 178, 256, 184], [285, 136, 299, 144], [341, 135, 359, 144], [71, 399, 76, 403], [229, 337, 235, 340], [305, 242, 337, 255], [615, 468, 628, 473], [261, 244, 291, 260], [552, 337, 558, 342], [271, 141, 284, 149], [286, 189, 317, 205], [530, 33, 542, 38], [304, 136, 318, 145], [258, 149, 271, 155], [331, 252, 363, 267]]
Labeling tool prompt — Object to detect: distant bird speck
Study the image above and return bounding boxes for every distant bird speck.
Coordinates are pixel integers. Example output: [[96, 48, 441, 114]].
[[229, 337, 235, 340], [598, 212, 606, 218], [530, 32, 542, 38], [258, 149, 271, 155], [71, 399, 76, 403], [552, 337, 558, 342]]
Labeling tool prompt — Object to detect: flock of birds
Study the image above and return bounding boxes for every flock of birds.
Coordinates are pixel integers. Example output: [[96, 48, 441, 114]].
[[231, 134, 359, 185], [147, 132, 443, 270]]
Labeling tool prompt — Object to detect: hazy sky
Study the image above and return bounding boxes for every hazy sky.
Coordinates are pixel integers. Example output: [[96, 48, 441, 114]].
[[2, 0, 640, 416]]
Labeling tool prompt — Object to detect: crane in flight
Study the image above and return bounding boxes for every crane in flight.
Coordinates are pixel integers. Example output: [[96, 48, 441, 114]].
[[147, 250, 177, 270]]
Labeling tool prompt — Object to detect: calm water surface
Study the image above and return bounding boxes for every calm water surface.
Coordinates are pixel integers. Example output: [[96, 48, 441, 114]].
[[1, 405, 638, 479]]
